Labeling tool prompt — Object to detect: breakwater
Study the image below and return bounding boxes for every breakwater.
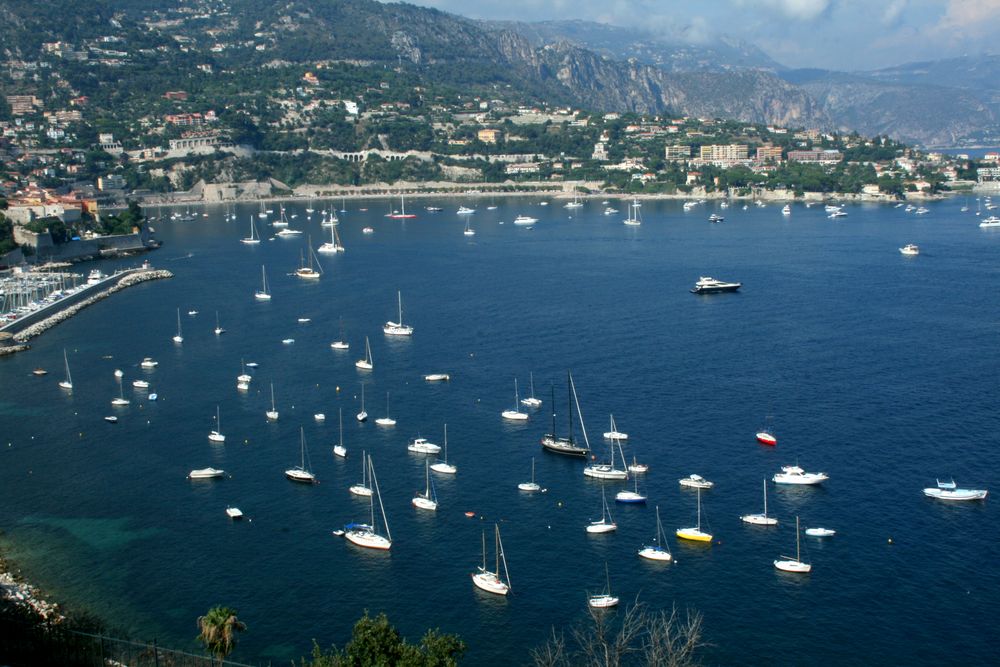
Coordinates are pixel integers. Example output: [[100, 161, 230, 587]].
[[8, 269, 172, 346]]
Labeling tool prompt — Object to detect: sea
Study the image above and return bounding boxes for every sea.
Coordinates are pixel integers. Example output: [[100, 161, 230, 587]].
[[1, 196, 998, 665]]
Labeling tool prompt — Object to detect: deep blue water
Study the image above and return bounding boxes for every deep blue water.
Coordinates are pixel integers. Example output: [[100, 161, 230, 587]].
[[1, 197, 998, 665]]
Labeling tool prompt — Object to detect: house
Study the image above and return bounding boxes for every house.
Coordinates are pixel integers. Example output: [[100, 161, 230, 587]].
[[477, 128, 501, 144]]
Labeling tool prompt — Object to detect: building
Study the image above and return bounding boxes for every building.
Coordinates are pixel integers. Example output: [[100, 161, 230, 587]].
[[787, 149, 842, 164], [5, 96, 42, 116], [699, 144, 749, 163], [978, 167, 1000, 183], [98, 174, 126, 191], [505, 162, 539, 175], [664, 145, 691, 161], [592, 142, 609, 161], [756, 145, 784, 163], [477, 128, 502, 144]]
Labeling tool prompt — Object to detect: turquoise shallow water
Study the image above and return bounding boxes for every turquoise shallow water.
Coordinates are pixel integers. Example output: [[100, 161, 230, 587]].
[[1, 197, 998, 664]]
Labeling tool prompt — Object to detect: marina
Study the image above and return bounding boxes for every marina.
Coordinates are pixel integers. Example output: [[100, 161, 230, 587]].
[[0, 196, 997, 666]]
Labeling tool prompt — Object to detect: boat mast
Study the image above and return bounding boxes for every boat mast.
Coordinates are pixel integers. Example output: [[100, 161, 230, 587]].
[[570, 373, 591, 450], [566, 372, 574, 442], [371, 458, 391, 541], [763, 479, 768, 518], [481, 530, 487, 571], [338, 408, 344, 447]]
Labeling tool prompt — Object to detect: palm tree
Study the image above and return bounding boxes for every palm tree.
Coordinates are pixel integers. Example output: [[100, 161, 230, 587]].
[[196, 605, 247, 661]]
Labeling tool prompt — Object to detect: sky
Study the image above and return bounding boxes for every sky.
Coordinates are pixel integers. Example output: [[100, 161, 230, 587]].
[[399, 0, 1000, 71]]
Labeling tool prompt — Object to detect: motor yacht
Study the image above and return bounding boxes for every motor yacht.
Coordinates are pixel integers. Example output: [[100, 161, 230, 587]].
[[690, 276, 741, 294]]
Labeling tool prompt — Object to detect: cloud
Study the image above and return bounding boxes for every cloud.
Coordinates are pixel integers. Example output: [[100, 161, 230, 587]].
[[753, 0, 832, 20], [882, 0, 908, 25], [934, 0, 1000, 36]]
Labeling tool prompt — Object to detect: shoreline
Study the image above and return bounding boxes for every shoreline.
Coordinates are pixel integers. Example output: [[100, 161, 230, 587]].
[[0, 546, 64, 622]]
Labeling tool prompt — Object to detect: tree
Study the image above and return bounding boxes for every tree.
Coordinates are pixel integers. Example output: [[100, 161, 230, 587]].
[[302, 611, 465, 667], [531, 601, 705, 667], [196, 605, 247, 661]]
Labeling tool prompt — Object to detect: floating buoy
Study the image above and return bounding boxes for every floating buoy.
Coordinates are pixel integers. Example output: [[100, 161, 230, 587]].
[[336, 386, 340, 392], [888, 538, 894, 545]]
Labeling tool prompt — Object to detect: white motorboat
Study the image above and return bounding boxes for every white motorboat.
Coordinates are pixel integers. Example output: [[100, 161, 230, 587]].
[[275, 228, 302, 237], [213, 311, 225, 336], [314, 413, 325, 422], [407, 437, 441, 454], [266, 383, 279, 421], [254, 265, 271, 300], [517, 456, 541, 491], [472, 524, 511, 595], [513, 215, 538, 225], [356, 384, 368, 422], [741, 479, 779, 526], [411, 460, 438, 511], [805, 527, 836, 537], [226, 507, 243, 519], [430, 424, 457, 474], [132, 379, 149, 389], [344, 455, 392, 550], [103, 415, 118, 423], [333, 409, 347, 458], [588, 564, 619, 609], [586, 487, 617, 534], [679, 474, 713, 489], [383, 290, 413, 336], [691, 276, 741, 294], [774, 516, 812, 573], [375, 391, 396, 426], [349, 450, 373, 497], [782, 204, 791, 216], [188, 467, 225, 480], [285, 427, 317, 483], [424, 373, 450, 382], [773, 465, 828, 485], [501, 378, 529, 421], [676, 487, 713, 543], [899, 243, 919, 256], [978, 215, 1000, 228], [638, 506, 673, 562], [603, 414, 628, 440], [922, 479, 988, 501], [355, 336, 373, 370], [140, 357, 158, 369], [520, 372, 542, 408], [457, 206, 475, 215]]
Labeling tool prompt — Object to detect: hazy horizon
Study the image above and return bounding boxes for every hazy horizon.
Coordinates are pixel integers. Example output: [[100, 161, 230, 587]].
[[398, 0, 1000, 71]]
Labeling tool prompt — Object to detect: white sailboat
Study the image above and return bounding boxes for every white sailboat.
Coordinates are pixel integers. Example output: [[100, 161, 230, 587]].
[[472, 524, 511, 595], [583, 435, 628, 480], [317, 221, 345, 253], [330, 317, 349, 350], [240, 217, 261, 244], [520, 372, 542, 408], [501, 378, 529, 421], [586, 487, 617, 533], [208, 405, 226, 443], [463, 217, 475, 236], [214, 311, 225, 336], [412, 460, 438, 511], [623, 199, 641, 226], [386, 195, 416, 219], [383, 290, 413, 336], [172, 308, 183, 344], [375, 391, 396, 426], [638, 506, 673, 561], [774, 516, 811, 573], [285, 427, 317, 483], [588, 563, 619, 608], [295, 242, 322, 280], [333, 408, 347, 458], [430, 424, 457, 474], [58, 349, 73, 390], [517, 456, 541, 491], [254, 265, 271, 301], [349, 450, 373, 497], [111, 375, 130, 406], [344, 456, 392, 550], [356, 384, 368, 422], [266, 382, 279, 421], [676, 487, 713, 543], [741, 479, 779, 525], [355, 336, 373, 370]]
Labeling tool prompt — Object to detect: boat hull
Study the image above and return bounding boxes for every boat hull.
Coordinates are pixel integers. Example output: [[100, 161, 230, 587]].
[[472, 571, 508, 595], [676, 528, 712, 542], [584, 466, 628, 480], [285, 469, 316, 484], [588, 595, 619, 608], [586, 522, 617, 534], [638, 546, 672, 561], [756, 432, 777, 446], [615, 491, 647, 504], [741, 514, 778, 526], [774, 559, 812, 573], [923, 488, 987, 501], [541, 435, 590, 457], [345, 528, 391, 550]]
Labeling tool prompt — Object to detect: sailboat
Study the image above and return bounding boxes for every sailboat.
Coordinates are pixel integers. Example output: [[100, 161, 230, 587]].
[[241, 216, 261, 244], [266, 382, 279, 421], [355, 336, 373, 370], [741, 479, 778, 525], [317, 221, 345, 253], [588, 563, 620, 609], [383, 291, 413, 336], [430, 424, 457, 474], [356, 384, 368, 422], [258, 201, 268, 218], [172, 308, 183, 344], [213, 311, 225, 336], [272, 206, 289, 228], [774, 517, 811, 573], [285, 427, 317, 483], [676, 487, 713, 543], [330, 317, 350, 350], [463, 217, 475, 236], [344, 456, 392, 550], [583, 435, 628, 480], [615, 473, 646, 503], [333, 409, 347, 458], [586, 487, 617, 533], [603, 414, 629, 440], [520, 372, 542, 408], [638, 506, 673, 561], [472, 524, 511, 595], [208, 405, 226, 443], [386, 195, 416, 219], [58, 349, 73, 390], [517, 456, 540, 491], [375, 391, 396, 426], [623, 199, 641, 226], [349, 451, 373, 497], [501, 378, 529, 420], [254, 265, 271, 301], [541, 373, 592, 457], [564, 192, 583, 209], [412, 460, 438, 511], [111, 375, 130, 406], [295, 241, 322, 279], [236, 359, 251, 391]]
